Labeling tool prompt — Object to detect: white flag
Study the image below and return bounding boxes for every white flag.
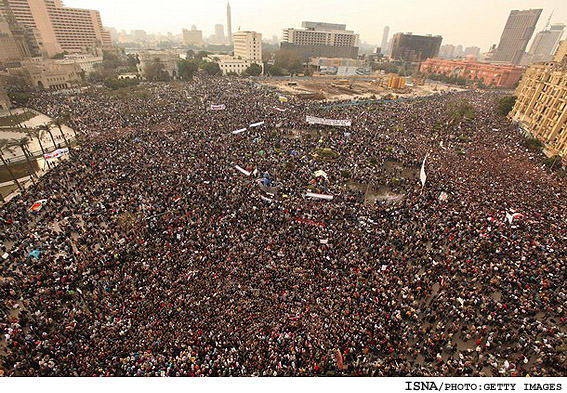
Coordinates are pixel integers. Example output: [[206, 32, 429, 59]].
[[420, 156, 427, 187]]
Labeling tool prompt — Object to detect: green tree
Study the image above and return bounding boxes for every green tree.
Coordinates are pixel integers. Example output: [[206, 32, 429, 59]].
[[27, 127, 51, 169], [51, 118, 71, 149], [178, 59, 198, 80], [497, 95, 517, 117], [264, 63, 284, 76], [144, 58, 165, 81], [243, 63, 262, 76], [7, 136, 37, 181], [195, 51, 211, 61], [202, 61, 222, 76], [0, 140, 22, 191], [274, 49, 303, 75]]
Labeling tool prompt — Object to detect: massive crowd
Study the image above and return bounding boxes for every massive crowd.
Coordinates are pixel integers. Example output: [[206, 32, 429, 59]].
[[0, 76, 566, 376]]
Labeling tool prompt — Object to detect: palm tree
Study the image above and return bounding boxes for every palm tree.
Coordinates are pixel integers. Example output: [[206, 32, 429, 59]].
[[62, 113, 77, 138], [51, 117, 71, 150], [27, 127, 51, 169], [37, 123, 57, 149], [7, 136, 37, 182], [0, 140, 22, 191]]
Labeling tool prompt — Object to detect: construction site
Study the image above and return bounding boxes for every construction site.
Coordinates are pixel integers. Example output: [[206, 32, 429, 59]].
[[259, 74, 465, 102]]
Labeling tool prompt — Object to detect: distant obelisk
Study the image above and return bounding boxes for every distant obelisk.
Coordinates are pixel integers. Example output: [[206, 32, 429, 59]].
[[227, 1, 232, 45]]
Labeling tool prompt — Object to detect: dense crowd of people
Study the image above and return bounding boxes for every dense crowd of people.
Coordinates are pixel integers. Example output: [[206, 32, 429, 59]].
[[0, 76, 566, 376]]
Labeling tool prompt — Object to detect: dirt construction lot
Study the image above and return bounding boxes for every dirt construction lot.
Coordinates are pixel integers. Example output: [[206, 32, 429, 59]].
[[260, 76, 465, 102]]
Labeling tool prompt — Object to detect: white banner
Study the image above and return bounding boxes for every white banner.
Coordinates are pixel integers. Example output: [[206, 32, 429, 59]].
[[305, 192, 334, 201], [235, 165, 251, 176], [420, 156, 427, 187], [232, 128, 247, 135], [306, 115, 351, 127], [250, 121, 265, 128], [44, 148, 69, 160], [210, 104, 226, 111]]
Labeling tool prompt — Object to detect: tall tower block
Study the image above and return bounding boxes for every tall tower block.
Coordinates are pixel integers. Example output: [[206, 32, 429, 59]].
[[227, 2, 232, 45]]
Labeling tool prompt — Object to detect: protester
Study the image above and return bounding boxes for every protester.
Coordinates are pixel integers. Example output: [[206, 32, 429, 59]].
[[0, 76, 565, 377]]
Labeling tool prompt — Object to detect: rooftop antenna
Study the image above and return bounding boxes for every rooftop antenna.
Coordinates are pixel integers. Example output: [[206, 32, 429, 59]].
[[544, 11, 554, 30]]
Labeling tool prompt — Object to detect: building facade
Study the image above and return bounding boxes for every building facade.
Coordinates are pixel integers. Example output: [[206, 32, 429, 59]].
[[137, 50, 179, 79], [0, 13, 23, 63], [555, 40, 567, 62], [183, 26, 203, 47], [281, 21, 359, 60], [389, 33, 442, 62], [492, 9, 542, 65], [509, 55, 567, 158], [233, 31, 262, 62], [217, 31, 262, 75], [380, 26, 389, 55], [524, 24, 566, 64], [420, 57, 525, 88], [0, 0, 112, 57], [4, 58, 82, 89], [55, 53, 102, 74]]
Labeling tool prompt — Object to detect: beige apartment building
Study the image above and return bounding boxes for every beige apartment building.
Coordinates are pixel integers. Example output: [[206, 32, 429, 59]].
[[509, 40, 567, 159], [0, 0, 112, 57], [233, 31, 262, 62], [217, 31, 263, 75]]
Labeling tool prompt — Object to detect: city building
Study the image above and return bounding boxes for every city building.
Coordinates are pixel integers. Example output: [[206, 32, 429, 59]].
[[183, 25, 203, 47], [0, 13, 23, 63], [464, 46, 481, 59], [4, 57, 82, 89], [380, 26, 389, 55], [389, 32, 442, 62], [492, 9, 542, 65], [281, 21, 359, 61], [137, 50, 179, 79], [213, 24, 225, 45], [420, 57, 524, 88], [439, 44, 456, 59], [509, 47, 567, 159], [233, 30, 262, 62], [0, 80, 10, 109], [226, 1, 232, 46], [555, 40, 567, 62], [309, 57, 369, 76], [0, 0, 112, 57], [217, 31, 263, 75], [55, 53, 102, 74], [523, 23, 566, 64]]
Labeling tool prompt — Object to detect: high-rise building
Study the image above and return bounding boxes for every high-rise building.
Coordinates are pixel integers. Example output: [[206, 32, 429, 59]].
[[380, 26, 389, 55], [492, 9, 542, 65], [216, 31, 263, 75], [389, 32, 442, 62], [214, 23, 225, 44], [526, 23, 566, 63], [463, 46, 481, 59], [183, 25, 203, 47], [0, 14, 23, 63], [439, 44, 456, 59], [233, 30, 261, 61], [226, 1, 232, 46], [509, 49, 567, 159], [0, 0, 112, 57], [281, 21, 359, 60]]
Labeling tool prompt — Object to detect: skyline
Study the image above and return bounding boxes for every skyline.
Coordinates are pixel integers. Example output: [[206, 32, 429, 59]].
[[63, 0, 567, 51]]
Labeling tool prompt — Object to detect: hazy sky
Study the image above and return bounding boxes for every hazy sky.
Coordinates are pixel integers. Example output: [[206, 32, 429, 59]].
[[65, 0, 567, 51]]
